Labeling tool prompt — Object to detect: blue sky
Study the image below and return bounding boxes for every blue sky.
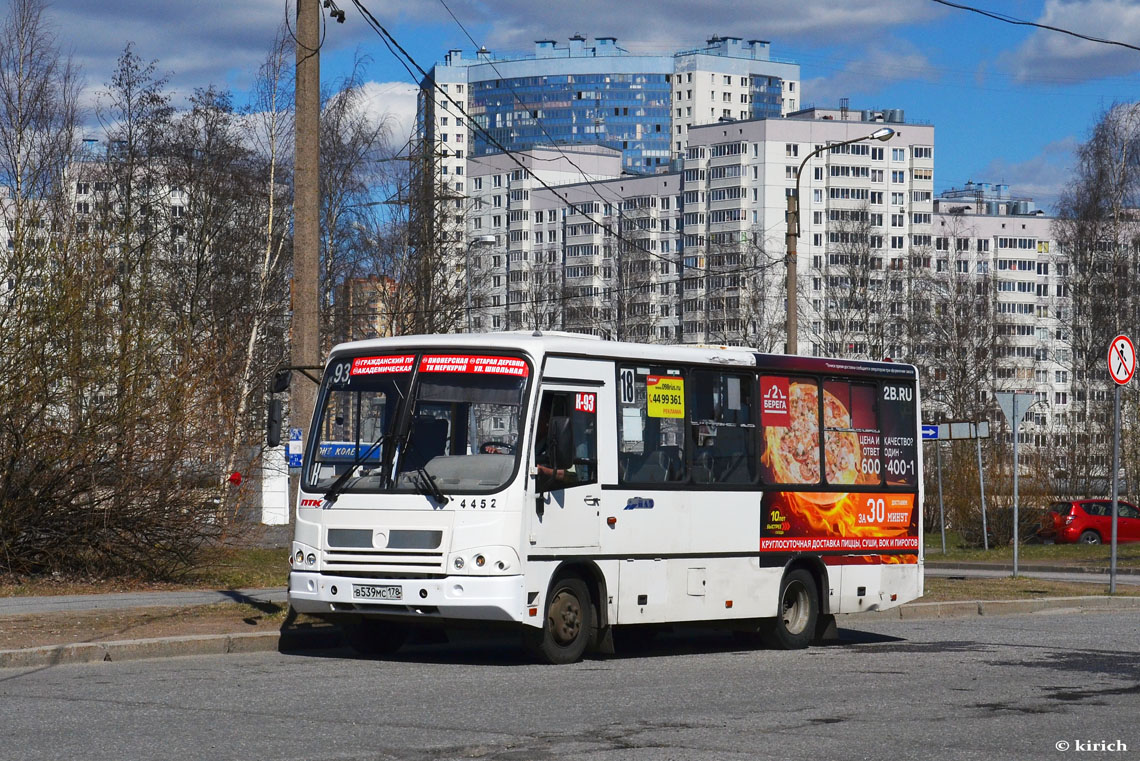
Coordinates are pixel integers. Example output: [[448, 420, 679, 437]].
[[41, 0, 1140, 213]]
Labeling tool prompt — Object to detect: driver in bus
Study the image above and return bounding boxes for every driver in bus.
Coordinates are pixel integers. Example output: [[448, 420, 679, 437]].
[[534, 397, 577, 487]]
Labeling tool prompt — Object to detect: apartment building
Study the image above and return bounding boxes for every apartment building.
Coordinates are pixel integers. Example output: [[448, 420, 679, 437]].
[[421, 35, 800, 177], [419, 35, 798, 284], [465, 146, 682, 339], [929, 182, 1073, 450], [679, 107, 935, 352]]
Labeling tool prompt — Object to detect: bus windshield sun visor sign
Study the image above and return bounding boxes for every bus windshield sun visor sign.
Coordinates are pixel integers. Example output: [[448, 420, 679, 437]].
[[347, 354, 529, 377]]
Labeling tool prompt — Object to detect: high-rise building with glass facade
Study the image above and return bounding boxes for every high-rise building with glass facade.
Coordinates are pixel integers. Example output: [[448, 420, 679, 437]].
[[418, 34, 801, 178], [413, 36, 799, 317]]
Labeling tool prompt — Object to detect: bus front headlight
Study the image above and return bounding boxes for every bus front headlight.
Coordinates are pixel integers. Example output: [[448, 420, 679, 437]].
[[292, 542, 319, 572], [448, 547, 519, 575]]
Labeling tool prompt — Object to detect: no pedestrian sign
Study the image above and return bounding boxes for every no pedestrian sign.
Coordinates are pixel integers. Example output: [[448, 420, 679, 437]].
[[1108, 334, 1135, 386]]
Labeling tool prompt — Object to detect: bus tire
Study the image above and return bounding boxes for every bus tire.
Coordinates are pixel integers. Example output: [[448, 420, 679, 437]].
[[763, 569, 819, 650], [525, 577, 593, 664], [342, 618, 408, 657]]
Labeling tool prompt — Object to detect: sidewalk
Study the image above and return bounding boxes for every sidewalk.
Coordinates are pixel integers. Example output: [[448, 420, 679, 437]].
[[927, 560, 1140, 576], [0, 587, 287, 616]]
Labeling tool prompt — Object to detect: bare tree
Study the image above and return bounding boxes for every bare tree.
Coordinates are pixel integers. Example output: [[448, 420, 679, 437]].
[[1054, 102, 1140, 495], [0, 10, 221, 577], [319, 53, 394, 345]]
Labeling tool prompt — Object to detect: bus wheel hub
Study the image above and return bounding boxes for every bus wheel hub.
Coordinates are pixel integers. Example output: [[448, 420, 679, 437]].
[[549, 591, 582, 644]]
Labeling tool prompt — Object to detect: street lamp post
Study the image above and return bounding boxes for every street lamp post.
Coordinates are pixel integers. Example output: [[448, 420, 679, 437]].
[[466, 235, 496, 332], [785, 126, 896, 355]]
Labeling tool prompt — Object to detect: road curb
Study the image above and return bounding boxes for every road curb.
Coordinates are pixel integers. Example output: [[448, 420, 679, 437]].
[[0, 627, 342, 670], [847, 595, 1140, 622]]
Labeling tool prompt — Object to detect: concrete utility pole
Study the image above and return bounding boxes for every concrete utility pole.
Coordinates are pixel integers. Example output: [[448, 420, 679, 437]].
[[291, 0, 320, 500], [784, 192, 798, 354]]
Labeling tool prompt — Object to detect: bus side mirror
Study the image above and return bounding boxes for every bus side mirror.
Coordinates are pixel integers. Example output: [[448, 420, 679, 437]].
[[271, 368, 291, 394], [267, 398, 284, 447]]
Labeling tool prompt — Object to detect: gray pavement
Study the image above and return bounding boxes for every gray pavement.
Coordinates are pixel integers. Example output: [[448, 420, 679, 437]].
[[2, 611, 1138, 761]]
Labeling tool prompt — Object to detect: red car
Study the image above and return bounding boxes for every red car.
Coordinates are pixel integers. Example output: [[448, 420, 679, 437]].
[[1041, 499, 1140, 544]]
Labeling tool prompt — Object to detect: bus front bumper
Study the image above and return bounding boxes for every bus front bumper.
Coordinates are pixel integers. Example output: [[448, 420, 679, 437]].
[[288, 571, 526, 623]]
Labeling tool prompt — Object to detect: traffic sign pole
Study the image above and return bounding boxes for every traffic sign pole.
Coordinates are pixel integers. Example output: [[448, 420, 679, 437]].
[[936, 441, 945, 554], [996, 392, 1034, 578], [1012, 410, 1020, 578], [1111, 384, 1120, 594], [1107, 333, 1133, 594], [978, 435, 988, 551]]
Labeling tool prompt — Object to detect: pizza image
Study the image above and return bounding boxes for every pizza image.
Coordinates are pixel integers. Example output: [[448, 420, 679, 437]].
[[763, 382, 862, 494], [764, 382, 821, 483], [823, 391, 860, 485]]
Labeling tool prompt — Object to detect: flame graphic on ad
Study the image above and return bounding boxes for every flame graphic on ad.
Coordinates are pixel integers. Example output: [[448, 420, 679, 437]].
[[762, 490, 917, 563]]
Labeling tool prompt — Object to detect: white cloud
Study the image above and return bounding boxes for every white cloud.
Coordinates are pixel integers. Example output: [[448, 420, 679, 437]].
[[34, 0, 944, 107], [358, 81, 419, 152], [50, 0, 288, 98], [1002, 0, 1140, 83], [802, 41, 938, 107], [971, 137, 1079, 213], [440, 0, 941, 53]]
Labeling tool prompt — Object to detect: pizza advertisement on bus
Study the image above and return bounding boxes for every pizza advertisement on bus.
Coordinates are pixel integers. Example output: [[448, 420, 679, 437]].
[[758, 374, 919, 560], [759, 491, 918, 556]]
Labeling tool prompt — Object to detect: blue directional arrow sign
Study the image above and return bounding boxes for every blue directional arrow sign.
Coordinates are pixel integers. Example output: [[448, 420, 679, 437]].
[[921, 425, 939, 441]]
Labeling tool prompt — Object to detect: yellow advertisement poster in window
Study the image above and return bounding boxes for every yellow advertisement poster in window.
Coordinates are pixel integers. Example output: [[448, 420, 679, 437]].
[[646, 376, 684, 418]]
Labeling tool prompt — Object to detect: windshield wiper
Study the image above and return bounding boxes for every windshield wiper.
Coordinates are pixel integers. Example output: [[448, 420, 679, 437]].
[[414, 467, 449, 506], [322, 433, 387, 505]]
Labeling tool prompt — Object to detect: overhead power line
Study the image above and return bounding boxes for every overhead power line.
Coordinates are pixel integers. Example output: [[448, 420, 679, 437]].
[[433, 0, 637, 209], [348, 0, 693, 272], [930, 0, 1140, 54]]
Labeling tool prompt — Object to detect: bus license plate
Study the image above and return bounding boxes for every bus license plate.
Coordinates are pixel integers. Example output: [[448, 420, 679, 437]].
[[352, 584, 402, 601]]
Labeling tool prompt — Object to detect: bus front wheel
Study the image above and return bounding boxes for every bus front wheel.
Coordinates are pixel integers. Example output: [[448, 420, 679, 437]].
[[763, 569, 819, 650], [525, 577, 593, 664]]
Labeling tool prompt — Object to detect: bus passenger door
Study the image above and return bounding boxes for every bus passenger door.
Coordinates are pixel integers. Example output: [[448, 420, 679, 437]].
[[529, 374, 608, 550]]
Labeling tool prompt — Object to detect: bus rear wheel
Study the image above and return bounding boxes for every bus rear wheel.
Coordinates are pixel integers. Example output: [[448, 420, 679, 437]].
[[763, 569, 819, 650], [525, 577, 593, 664], [342, 618, 408, 657]]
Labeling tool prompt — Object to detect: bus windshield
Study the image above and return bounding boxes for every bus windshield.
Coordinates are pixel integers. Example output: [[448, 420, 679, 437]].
[[305, 352, 530, 496]]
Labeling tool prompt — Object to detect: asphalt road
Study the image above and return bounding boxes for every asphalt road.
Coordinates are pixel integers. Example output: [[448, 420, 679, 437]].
[[2, 611, 1137, 761]]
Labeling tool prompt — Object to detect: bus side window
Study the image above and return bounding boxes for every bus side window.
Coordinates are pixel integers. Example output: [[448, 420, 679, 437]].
[[759, 375, 821, 485], [534, 391, 597, 488], [618, 365, 687, 483], [689, 370, 756, 484], [822, 381, 881, 486]]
